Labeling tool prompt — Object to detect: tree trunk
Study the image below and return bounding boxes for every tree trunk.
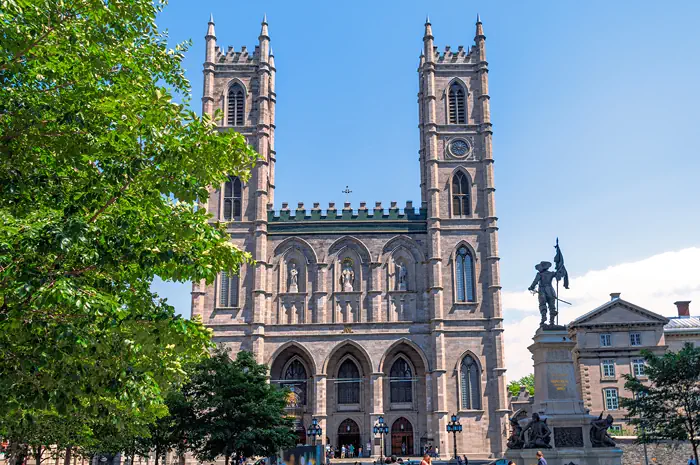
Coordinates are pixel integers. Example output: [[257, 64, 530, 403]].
[[224, 454, 230, 465], [33, 445, 43, 465], [154, 451, 159, 465], [64, 447, 72, 465], [692, 439, 699, 465]]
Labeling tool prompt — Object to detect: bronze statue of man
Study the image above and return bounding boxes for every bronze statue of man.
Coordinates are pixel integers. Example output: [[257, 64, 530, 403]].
[[529, 261, 559, 326], [520, 413, 552, 449]]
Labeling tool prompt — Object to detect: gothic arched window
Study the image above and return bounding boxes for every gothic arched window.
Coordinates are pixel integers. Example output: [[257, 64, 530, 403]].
[[284, 359, 307, 405], [448, 82, 466, 124], [452, 171, 470, 217], [227, 84, 245, 126], [390, 358, 413, 403], [460, 355, 481, 410], [219, 271, 239, 307], [223, 175, 242, 220], [337, 359, 360, 404], [455, 246, 475, 302]]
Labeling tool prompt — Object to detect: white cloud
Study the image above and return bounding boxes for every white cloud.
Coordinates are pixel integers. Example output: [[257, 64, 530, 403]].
[[503, 247, 700, 382]]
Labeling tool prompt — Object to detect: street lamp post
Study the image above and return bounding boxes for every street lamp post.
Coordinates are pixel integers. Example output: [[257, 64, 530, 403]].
[[373, 416, 389, 463], [307, 418, 323, 446], [446, 414, 463, 460]]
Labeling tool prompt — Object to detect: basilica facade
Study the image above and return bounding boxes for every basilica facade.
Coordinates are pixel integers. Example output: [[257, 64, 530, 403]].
[[190, 15, 509, 460]]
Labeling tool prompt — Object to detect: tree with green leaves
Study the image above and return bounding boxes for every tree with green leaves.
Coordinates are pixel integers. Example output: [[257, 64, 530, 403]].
[[183, 349, 297, 465], [621, 343, 700, 465], [0, 0, 257, 446], [508, 374, 535, 397]]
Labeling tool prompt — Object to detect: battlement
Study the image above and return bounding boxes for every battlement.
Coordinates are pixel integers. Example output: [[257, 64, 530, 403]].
[[434, 45, 476, 63], [267, 201, 426, 222], [215, 45, 259, 64]]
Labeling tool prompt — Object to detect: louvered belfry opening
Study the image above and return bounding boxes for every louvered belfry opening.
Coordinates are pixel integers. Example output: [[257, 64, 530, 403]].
[[448, 82, 466, 124], [227, 84, 245, 126]]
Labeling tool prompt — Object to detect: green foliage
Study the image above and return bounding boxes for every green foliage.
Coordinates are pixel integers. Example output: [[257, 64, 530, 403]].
[[621, 343, 700, 463], [183, 349, 298, 463], [0, 0, 258, 445], [508, 374, 535, 397]]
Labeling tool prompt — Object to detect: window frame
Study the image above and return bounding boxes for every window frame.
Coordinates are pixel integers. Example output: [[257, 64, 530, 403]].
[[221, 175, 242, 221], [603, 388, 619, 411], [389, 356, 414, 405], [218, 271, 239, 308], [600, 333, 612, 347], [226, 83, 246, 126], [632, 358, 646, 378], [601, 359, 616, 378], [337, 358, 361, 406], [454, 246, 476, 303], [450, 171, 471, 218], [630, 332, 642, 347], [459, 354, 482, 410], [447, 82, 467, 124]]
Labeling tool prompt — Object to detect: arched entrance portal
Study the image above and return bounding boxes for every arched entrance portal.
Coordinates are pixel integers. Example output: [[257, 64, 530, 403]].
[[337, 419, 361, 455], [391, 417, 414, 456]]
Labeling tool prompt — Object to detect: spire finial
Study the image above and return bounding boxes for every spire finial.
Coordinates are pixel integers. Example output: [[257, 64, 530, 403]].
[[425, 15, 431, 24], [259, 13, 269, 39], [476, 13, 481, 24], [206, 14, 216, 39], [209, 13, 214, 23], [262, 13, 268, 24]]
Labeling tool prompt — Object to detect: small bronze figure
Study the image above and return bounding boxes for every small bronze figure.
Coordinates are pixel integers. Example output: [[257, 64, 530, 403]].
[[520, 413, 552, 449], [590, 413, 616, 447]]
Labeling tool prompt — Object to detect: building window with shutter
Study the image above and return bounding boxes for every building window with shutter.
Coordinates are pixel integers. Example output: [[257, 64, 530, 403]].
[[460, 355, 481, 410], [448, 82, 466, 124], [604, 388, 619, 410], [223, 176, 242, 221], [227, 83, 245, 126], [455, 246, 475, 302], [601, 359, 616, 378], [452, 171, 470, 217]]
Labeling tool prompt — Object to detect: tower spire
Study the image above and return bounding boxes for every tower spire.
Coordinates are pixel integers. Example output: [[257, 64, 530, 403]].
[[206, 13, 216, 39], [423, 16, 434, 63], [260, 13, 269, 38], [475, 14, 484, 39]]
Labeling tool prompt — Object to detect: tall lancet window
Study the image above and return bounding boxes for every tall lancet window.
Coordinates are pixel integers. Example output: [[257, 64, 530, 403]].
[[455, 246, 475, 302], [390, 358, 413, 403], [337, 359, 361, 404], [223, 175, 241, 220], [452, 171, 470, 217], [448, 82, 466, 124], [460, 355, 481, 409], [219, 271, 239, 307], [227, 84, 245, 126]]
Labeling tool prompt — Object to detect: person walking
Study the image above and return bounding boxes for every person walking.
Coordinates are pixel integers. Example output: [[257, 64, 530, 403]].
[[420, 453, 431, 465], [536, 451, 547, 465], [341, 445, 346, 459], [688, 457, 697, 465]]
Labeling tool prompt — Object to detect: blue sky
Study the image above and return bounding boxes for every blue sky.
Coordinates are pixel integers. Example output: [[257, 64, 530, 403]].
[[152, 1, 700, 331]]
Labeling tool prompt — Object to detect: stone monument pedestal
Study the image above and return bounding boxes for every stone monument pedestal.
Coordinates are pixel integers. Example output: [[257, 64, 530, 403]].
[[505, 327, 623, 465]]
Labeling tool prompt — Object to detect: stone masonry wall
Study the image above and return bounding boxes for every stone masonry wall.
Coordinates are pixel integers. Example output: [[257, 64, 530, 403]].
[[615, 437, 694, 465]]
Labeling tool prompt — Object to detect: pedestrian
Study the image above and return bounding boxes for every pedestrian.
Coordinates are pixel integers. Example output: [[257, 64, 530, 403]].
[[420, 453, 431, 465], [342, 445, 346, 459], [463, 455, 468, 465], [536, 451, 547, 465], [402, 443, 406, 455], [359, 447, 363, 458], [434, 447, 439, 459], [689, 457, 697, 465], [350, 444, 355, 458]]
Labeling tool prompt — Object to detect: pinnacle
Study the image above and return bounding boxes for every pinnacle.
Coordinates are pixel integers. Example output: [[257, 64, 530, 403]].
[[425, 15, 431, 24], [262, 13, 268, 24], [476, 13, 481, 23], [209, 13, 214, 23]]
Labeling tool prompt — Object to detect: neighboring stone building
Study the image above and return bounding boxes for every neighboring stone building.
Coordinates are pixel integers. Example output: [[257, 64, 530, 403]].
[[190, 15, 509, 459], [568, 295, 696, 432]]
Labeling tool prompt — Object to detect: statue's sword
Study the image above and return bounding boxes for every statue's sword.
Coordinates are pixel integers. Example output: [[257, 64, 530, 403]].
[[529, 290, 572, 305]]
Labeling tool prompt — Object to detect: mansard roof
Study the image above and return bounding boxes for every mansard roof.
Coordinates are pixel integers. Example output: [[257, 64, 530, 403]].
[[568, 297, 669, 329], [665, 316, 700, 333]]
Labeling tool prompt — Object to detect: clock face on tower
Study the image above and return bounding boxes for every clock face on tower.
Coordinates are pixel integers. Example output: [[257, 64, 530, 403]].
[[449, 139, 470, 158]]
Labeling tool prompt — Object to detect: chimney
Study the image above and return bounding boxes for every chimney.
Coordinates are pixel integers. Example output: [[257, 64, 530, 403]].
[[610, 292, 621, 301], [674, 301, 691, 318]]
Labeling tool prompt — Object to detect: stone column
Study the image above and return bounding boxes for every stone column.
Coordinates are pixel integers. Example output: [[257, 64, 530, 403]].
[[370, 372, 385, 458], [314, 374, 328, 445]]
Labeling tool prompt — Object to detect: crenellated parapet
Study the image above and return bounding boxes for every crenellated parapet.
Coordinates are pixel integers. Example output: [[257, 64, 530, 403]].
[[214, 45, 260, 64], [433, 45, 476, 63], [266, 201, 427, 235]]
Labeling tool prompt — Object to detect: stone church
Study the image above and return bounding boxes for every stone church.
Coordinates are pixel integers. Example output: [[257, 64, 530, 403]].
[[190, 14, 509, 460]]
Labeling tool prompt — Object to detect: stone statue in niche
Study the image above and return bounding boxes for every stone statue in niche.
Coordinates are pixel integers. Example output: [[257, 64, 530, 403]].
[[590, 413, 616, 447], [288, 262, 299, 293], [395, 261, 408, 291], [520, 413, 552, 449], [340, 259, 355, 292]]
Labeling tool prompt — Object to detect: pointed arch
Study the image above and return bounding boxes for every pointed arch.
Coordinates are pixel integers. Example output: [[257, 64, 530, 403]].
[[447, 167, 472, 218], [446, 79, 467, 124], [267, 340, 318, 375], [271, 237, 319, 265], [328, 236, 372, 264], [322, 339, 373, 375], [389, 356, 414, 403], [381, 235, 426, 263], [378, 337, 431, 373], [226, 80, 246, 126], [451, 240, 477, 303]]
